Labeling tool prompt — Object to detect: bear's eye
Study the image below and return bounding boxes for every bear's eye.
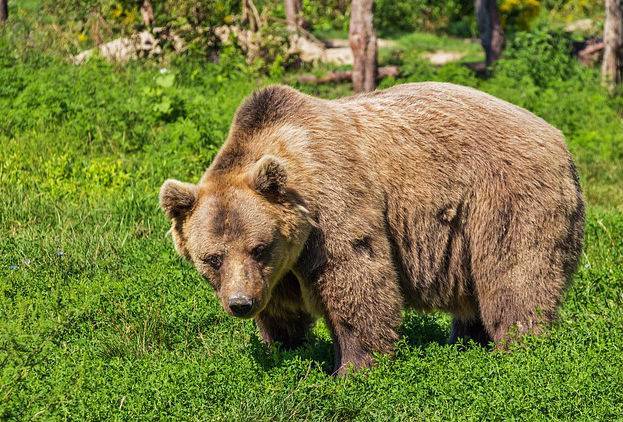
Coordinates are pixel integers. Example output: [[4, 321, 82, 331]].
[[203, 254, 223, 271], [251, 244, 269, 261]]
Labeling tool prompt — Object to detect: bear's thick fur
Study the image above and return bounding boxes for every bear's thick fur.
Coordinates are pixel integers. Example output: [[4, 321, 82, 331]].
[[160, 83, 584, 374]]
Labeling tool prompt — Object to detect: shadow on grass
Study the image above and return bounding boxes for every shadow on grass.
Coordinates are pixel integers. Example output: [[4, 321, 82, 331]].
[[249, 311, 452, 373], [249, 332, 335, 373], [400, 312, 449, 347]]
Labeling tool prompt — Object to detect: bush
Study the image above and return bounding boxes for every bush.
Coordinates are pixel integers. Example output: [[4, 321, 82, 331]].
[[374, 0, 473, 36], [301, 0, 476, 37], [495, 29, 577, 88], [500, 0, 541, 30]]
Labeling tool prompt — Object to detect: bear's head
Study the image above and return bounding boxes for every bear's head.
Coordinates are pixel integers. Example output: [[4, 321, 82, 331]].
[[159, 155, 313, 318]]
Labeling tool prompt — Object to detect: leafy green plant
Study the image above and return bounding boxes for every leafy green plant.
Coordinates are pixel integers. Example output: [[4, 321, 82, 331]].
[[142, 71, 186, 122], [495, 29, 577, 88], [500, 0, 542, 30]]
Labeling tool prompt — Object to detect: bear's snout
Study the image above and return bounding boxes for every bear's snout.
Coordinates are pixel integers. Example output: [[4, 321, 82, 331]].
[[228, 294, 254, 318]]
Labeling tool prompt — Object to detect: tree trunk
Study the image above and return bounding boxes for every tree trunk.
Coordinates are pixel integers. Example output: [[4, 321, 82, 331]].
[[602, 0, 623, 91], [475, 0, 504, 66], [0, 0, 8, 23], [349, 0, 377, 92], [285, 0, 303, 31], [140, 0, 154, 27]]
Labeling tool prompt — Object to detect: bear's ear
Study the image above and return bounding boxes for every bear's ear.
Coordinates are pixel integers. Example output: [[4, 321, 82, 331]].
[[159, 179, 198, 220], [246, 155, 288, 198]]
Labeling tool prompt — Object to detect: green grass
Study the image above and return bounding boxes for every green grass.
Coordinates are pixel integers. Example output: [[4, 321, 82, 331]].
[[2, 28, 623, 420], [392, 31, 484, 61], [308, 30, 484, 68]]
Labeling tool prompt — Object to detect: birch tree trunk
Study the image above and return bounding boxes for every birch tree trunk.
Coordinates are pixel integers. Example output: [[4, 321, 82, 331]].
[[475, 0, 504, 66], [602, 0, 623, 91], [285, 0, 303, 31], [140, 0, 154, 27], [349, 0, 377, 92]]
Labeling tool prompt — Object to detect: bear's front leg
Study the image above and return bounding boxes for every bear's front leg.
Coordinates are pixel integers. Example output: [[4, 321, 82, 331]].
[[254, 271, 314, 349], [305, 241, 403, 375], [255, 308, 313, 349]]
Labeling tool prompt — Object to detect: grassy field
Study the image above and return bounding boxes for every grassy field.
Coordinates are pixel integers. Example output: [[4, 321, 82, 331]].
[[2, 27, 623, 420]]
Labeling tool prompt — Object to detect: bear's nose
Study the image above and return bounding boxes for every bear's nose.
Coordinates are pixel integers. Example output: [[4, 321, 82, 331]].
[[228, 295, 254, 317]]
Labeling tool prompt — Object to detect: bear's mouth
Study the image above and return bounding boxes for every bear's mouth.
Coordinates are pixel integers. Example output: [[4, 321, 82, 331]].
[[220, 273, 279, 319]]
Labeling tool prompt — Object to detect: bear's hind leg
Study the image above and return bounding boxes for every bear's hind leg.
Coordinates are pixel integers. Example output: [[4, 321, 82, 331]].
[[449, 317, 492, 347], [478, 287, 550, 348], [476, 259, 563, 348], [470, 192, 578, 348]]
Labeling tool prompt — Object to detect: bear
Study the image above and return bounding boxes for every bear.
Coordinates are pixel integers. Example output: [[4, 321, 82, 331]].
[[159, 82, 585, 375]]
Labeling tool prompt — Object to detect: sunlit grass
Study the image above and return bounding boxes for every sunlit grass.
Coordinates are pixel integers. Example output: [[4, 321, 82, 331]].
[[1, 24, 623, 421]]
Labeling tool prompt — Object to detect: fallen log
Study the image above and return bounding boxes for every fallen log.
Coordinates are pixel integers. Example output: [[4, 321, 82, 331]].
[[298, 65, 399, 84], [72, 28, 183, 65], [571, 37, 604, 66], [577, 41, 604, 66]]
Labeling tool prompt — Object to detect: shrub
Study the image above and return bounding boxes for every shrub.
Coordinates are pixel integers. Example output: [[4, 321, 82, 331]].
[[500, 0, 542, 30], [494, 29, 577, 88]]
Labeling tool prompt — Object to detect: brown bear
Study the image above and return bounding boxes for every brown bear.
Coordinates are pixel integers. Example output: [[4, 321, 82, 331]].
[[159, 82, 584, 374]]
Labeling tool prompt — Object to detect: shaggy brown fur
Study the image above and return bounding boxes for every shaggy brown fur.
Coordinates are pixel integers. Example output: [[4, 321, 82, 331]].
[[160, 83, 584, 374]]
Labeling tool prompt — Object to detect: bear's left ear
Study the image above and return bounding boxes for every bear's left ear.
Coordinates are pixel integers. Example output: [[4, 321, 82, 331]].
[[246, 155, 288, 198], [159, 179, 198, 220]]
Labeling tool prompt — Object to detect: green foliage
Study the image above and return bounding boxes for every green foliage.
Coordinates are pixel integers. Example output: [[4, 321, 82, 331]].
[[495, 29, 577, 88], [542, 0, 605, 35], [301, 0, 351, 34], [143, 72, 185, 122], [301, 0, 476, 37], [500, 0, 542, 30], [2, 7, 623, 421], [374, 0, 474, 36]]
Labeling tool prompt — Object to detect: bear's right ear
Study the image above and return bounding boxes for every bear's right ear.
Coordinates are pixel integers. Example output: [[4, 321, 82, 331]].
[[245, 155, 288, 198], [159, 179, 198, 220]]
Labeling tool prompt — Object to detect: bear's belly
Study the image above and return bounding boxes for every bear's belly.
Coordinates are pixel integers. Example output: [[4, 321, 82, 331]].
[[386, 202, 477, 316]]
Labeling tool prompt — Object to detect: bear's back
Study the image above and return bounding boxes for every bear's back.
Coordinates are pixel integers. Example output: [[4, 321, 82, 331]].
[[332, 82, 564, 157], [321, 82, 573, 197]]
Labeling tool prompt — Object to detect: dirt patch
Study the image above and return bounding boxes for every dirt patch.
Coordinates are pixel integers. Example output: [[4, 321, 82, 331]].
[[422, 50, 466, 66]]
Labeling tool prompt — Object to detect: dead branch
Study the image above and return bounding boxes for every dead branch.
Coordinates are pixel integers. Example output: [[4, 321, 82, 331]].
[[72, 28, 184, 64], [242, 0, 262, 32], [578, 41, 605, 65]]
